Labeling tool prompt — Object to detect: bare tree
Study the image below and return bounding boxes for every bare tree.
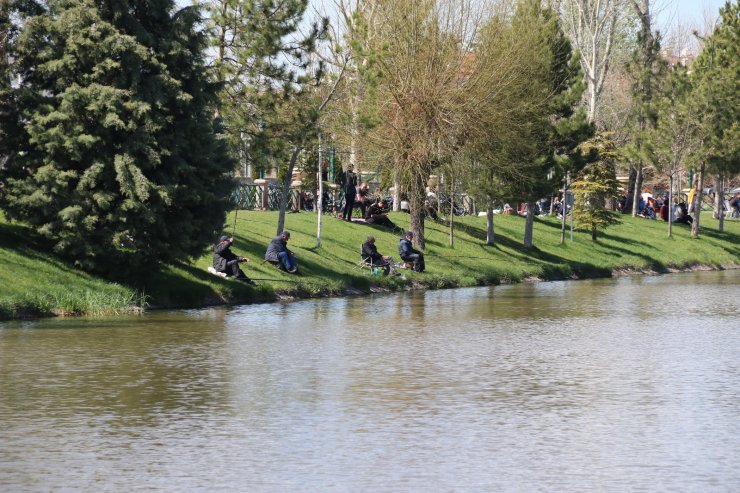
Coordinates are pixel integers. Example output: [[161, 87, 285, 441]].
[[558, 0, 630, 123]]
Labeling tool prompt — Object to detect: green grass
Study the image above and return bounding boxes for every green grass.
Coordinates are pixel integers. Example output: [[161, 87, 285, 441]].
[[1, 209, 738, 320], [0, 216, 141, 319]]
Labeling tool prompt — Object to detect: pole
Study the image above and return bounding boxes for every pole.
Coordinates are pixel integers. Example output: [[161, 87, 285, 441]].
[[316, 134, 323, 248]]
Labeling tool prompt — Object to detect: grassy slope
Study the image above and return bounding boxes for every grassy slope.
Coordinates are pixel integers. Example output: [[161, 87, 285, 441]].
[[1, 210, 738, 319], [0, 216, 139, 318]]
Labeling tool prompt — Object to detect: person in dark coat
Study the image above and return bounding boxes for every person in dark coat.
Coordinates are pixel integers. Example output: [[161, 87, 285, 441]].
[[341, 169, 357, 221], [364, 199, 395, 228], [675, 202, 693, 224], [361, 235, 392, 275], [398, 231, 425, 272], [264, 230, 298, 273], [213, 235, 255, 284]]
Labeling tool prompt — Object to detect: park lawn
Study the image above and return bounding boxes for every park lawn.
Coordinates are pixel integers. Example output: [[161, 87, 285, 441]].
[[1, 209, 738, 320], [0, 214, 139, 319]]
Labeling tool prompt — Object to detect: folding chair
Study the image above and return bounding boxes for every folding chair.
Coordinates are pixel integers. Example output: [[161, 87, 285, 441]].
[[357, 256, 398, 276]]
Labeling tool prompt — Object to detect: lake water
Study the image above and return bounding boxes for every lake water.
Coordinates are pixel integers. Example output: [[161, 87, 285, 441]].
[[1, 270, 739, 492]]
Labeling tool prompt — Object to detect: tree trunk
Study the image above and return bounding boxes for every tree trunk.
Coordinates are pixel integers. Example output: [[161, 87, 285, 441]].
[[315, 135, 323, 248], [716, 174, 724, 233], [667, 175, 673, 238], [448, 180, 455, 248], [691, 163, 704, 239], [624, 166, 637, 213], [277, 145, 300, 236], [409, 171, 426, 250], [392, 170, 400, 212], [559, 174, 568, 244], [486, 203, 495, 245], [631, 164, 643, 217], [523, 200, 534, 249]]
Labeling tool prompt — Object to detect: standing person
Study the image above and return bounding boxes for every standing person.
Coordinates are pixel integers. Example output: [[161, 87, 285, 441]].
[[341, 169, 357, 221], [213, 236, 255, 284], [398, 231, 425, 272], [265, 230, 299, 273]]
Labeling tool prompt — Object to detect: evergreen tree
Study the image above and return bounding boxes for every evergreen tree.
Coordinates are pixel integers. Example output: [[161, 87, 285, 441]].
[[0, 0, 233, 276], [207, 0, 326, 235], [643, 64, 696, 237], [691, 0, 740, 236], [509, 0, 593, 248], [572, 133, 621, 241]]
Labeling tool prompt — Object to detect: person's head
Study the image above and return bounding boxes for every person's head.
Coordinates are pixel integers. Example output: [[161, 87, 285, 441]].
[[378, 199, 386, 207], [366, 235, 375, 244], [281, 231, 291, 241], [219, 235, 230, 243], [405, 231, 413, 240]]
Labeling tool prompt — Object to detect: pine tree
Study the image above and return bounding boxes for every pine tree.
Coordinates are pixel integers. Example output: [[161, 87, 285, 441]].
[[572, 133, 621, 241], [510, 0, 593, 248], [1, 0, 233, 277], [207, 0, 326, 236], [643, 64, 696, 237], [691, 0, 740, 236]]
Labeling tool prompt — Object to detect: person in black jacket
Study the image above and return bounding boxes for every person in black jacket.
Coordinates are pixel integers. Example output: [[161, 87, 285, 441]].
[[213, 235, 255, 284], [264, 230, 298, 273], [398, 231, 425, 272], [361, 235, 392, 275], [364, 199, 395, 228], [341, 169, 357, 221]]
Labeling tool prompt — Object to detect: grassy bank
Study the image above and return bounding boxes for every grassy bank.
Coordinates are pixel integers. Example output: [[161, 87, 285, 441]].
[[1, 210, 738, 320]]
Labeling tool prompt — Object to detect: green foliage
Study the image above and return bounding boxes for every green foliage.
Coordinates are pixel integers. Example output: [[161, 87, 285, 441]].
[[207, 0, 327, 175], [572, 133, 622, 241], [1, 0, 234, 277], [501, 0, 593, 247], [641, 63, 697, 198], [691, 0, 740, 177]]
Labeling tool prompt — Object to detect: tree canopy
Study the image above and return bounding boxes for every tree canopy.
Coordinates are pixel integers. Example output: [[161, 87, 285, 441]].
[[0, 0, 233, 276]]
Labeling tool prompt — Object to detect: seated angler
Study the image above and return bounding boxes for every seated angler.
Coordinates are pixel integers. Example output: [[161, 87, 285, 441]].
[[361, 235, 392, 275], [398, 231, 425, 272], [213, 235, 255, 284], [265, 230, 299, 273]]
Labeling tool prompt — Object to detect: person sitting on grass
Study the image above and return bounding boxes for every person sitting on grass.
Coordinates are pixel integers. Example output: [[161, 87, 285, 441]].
[[398, 231, 425, 272], [265, 230, 299, 273], [213, 235, 255, 285], [361, 235, 393, 276], [365, 199, 396, 228]]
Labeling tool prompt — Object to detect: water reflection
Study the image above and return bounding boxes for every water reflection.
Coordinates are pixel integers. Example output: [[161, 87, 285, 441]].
[[1, 271, 739, 492]]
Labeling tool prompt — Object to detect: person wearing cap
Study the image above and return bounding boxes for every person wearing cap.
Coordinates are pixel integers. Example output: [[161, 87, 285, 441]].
[[213, 235, 255, 284], [398, 231, 425, 272], [361, 235, 392, 275], [265, 230, 298, 273]]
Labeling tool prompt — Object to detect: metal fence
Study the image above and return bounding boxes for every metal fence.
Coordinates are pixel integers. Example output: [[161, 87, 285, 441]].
[[229, 181, 476, 216]]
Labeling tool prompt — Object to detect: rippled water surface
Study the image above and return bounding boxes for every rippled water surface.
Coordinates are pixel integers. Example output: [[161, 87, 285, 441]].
[[1, 271, 739, 492]]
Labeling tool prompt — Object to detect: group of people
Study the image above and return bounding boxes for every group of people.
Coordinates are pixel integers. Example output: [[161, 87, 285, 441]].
[[212, 230, 299, 284], [360, 231, 425, 274], [213, 229, 426, 284], [630, 194, 693, 224]]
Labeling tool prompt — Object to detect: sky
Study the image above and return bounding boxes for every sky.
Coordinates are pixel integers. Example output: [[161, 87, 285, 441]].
[[656, 0, 726, 30]]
